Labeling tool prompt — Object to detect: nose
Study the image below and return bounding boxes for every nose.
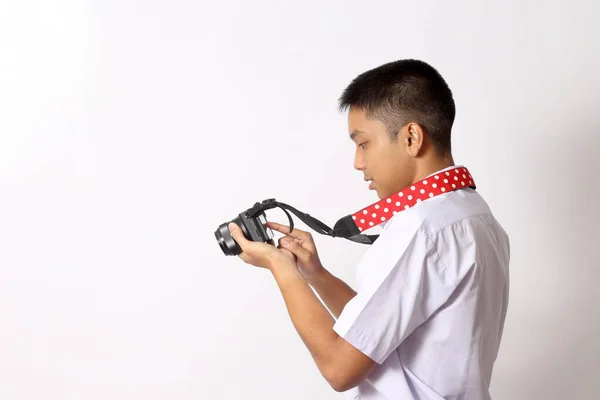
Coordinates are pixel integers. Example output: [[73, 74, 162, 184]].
[[354, 149, 365, 171]]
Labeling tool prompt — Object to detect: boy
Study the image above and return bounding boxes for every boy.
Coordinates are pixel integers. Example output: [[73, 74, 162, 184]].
[[229, 59, 510, 399]]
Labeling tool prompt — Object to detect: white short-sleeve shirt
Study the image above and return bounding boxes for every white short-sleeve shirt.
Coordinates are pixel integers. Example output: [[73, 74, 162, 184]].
[[333, 167, 510, 400]]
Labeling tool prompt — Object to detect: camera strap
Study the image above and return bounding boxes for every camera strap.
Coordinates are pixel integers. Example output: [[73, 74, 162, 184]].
[[249, 166, 476, 245]]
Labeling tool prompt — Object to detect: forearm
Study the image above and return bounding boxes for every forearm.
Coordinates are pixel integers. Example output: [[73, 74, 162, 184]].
[[269, 259, 340, 378], [308, 269, 356, 319]]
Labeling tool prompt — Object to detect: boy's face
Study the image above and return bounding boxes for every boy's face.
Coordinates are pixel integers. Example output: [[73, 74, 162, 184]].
[[348, 107, 415, 199]]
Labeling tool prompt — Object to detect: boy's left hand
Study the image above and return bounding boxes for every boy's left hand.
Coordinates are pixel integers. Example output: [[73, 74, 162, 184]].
[[228, 223, 296, 269]]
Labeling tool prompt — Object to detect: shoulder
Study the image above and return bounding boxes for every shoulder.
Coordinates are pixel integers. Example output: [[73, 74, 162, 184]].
[[384, 187, 504, 239], [379, 188, 489, 240], [366, 188, 509, 283]]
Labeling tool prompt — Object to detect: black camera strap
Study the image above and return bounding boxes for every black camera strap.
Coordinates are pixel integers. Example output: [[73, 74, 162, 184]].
[[278, 202, 379, 245], [245, 166, 477, 246], [245, 199, 378, 244]]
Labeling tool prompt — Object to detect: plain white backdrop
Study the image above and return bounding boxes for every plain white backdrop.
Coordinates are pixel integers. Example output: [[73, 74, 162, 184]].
[[1, 1, 599, 399]]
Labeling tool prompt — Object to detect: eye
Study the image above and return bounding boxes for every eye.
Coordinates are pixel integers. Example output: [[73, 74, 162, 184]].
[[358, 142, 367, 149]]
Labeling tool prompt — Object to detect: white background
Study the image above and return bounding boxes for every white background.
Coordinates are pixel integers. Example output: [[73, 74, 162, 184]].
[[1, 1, 599, 399]]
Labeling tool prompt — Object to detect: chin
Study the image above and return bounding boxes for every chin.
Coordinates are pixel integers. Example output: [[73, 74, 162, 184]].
[[372, 184, 389, 199]]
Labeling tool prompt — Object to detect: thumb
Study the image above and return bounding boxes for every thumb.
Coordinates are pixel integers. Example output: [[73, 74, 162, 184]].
[[279, 237, 310, 261], [228, 223, 248, 249]]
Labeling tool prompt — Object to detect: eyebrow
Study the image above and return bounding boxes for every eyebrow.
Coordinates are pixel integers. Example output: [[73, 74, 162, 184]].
[[349, 130, 368, 141]]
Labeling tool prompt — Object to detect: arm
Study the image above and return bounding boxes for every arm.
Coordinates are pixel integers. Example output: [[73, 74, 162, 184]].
[[228, 222, 376, 392], [307, 268, 356, 319], [266, 221, 356, 318], [269, 257, 376, 392]]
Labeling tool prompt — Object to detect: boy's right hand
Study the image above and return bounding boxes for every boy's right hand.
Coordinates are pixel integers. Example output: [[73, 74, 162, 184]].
[[266, 221, 325, 282]]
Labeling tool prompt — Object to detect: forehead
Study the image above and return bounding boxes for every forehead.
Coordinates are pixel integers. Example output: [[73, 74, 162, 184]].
[[347, 108, 387, 139]]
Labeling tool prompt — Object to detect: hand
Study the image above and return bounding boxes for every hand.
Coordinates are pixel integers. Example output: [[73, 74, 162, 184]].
[[267, 221, 325, 281], [228, 223, 295, 269]]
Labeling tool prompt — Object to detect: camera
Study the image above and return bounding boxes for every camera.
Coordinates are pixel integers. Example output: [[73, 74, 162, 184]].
[[215, 198, 377, 256], [214, 202, 275, 256]]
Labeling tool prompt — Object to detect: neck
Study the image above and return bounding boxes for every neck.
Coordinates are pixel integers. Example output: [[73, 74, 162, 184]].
[[412, 153, 455, 184]]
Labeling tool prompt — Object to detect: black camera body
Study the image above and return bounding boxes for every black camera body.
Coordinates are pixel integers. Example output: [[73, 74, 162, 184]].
[[215, 200, 275, 256], [215, 198, 377, 256]]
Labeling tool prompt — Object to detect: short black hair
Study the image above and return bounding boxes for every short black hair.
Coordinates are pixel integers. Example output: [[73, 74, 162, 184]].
[[338, 59, 455, 153]]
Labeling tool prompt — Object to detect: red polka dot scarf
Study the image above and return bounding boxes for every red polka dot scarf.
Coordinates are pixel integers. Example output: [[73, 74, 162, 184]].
[[351, 166, 476, 232]]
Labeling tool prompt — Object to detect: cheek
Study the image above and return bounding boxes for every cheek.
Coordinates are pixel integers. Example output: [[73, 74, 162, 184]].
[[374, 148, 404, 181]]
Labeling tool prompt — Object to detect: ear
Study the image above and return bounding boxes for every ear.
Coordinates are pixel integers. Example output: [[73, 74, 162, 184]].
[[402, 122, 425, 157]]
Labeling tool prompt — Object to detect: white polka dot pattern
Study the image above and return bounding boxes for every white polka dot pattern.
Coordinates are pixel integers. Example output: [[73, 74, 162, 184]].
[[352, 167, 475, 232]]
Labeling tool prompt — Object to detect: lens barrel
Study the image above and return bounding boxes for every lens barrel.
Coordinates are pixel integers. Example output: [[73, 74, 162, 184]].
[[214, 216, 245, 256]]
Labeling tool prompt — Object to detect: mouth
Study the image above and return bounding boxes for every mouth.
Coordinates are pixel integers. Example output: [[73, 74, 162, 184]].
[[364, 178, 375, 190]]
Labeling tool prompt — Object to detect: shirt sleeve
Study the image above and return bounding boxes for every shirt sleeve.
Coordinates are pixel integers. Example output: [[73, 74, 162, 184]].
[[332, 226, 459, 364]]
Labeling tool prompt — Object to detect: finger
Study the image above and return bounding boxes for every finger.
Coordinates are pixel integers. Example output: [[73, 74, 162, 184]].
[[228, 223, 249, 251], [238, 252, 252, 264], [279, 236, 311, 261], [277, 246, 297, 262], [267, 221, 311, 241]]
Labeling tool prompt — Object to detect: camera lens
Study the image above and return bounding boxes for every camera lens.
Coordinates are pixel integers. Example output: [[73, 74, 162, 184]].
[[214, 216, 244, 256]]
